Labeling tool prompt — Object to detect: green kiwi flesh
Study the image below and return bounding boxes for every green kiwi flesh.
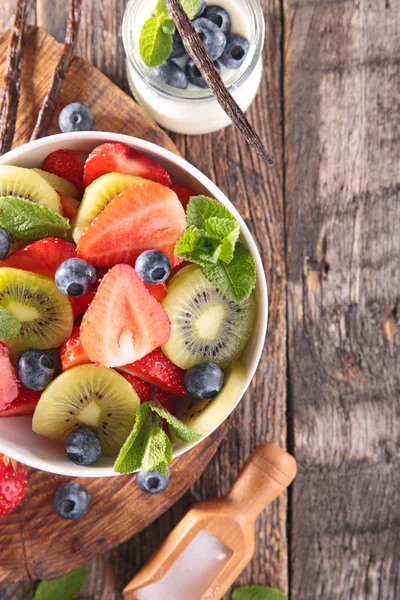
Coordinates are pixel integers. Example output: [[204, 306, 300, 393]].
[[33, 168, 79, 199], [0, 165, 62, 213], [32, 364, 140, 456], [0, 268, 73, 351], [162, 267, 256, 369]]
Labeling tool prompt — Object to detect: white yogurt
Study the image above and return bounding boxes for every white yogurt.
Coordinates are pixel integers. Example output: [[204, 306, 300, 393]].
[[123, 0, 265, 134]]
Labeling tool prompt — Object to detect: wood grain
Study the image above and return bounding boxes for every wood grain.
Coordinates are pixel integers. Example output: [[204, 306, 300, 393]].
[[284, 1, 400, 599]]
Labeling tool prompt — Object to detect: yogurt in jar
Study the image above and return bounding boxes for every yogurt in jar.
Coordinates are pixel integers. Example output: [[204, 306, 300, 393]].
[[122, 0, 265, 135]]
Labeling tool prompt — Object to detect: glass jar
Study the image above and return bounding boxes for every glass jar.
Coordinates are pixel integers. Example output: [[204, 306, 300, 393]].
[[122, 0, 265, 135]]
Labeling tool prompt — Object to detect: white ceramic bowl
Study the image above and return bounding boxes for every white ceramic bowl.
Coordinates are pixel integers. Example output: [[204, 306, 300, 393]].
[[0, 132, 268, 477]]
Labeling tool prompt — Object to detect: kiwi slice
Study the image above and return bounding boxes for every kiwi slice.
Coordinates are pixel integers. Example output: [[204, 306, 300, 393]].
[[162, 267, 257, 369], [32, 364, 140, 456], [0, 267, 73, 351], [175, 361, 246, 436], [72, 172, 148, 242], [0, 165, 62, 213], [33, 168, 79, 199], [168, 263, 198, 286]]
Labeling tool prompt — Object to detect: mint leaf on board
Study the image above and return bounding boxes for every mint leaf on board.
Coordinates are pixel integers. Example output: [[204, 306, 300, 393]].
[[186, 195, 236, 229], [33, 567, 87, 600], [201, 242, 257, 303], [175, 226, 222, 265], [162, 18, 176, 35], [148, 401, 202, 443], [139, 17, 173, 68], [156, 0, 201, 20], [156, 0, 169, 16], [204, 217, 240, 264], [0, 306, 21, 339], [114, 403, 152, 474], [232, 586, 287, 600], [0, 197, 70, 241]]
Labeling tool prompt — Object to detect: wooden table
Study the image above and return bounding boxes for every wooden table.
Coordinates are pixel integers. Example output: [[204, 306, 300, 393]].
[[0, 1, 399, 599]]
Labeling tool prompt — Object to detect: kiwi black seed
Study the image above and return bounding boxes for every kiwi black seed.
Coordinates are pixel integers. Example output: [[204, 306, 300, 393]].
[[162, 266, 256, 369]]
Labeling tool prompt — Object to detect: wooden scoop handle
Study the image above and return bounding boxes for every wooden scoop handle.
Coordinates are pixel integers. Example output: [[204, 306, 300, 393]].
[[225, 442, 297, 522]]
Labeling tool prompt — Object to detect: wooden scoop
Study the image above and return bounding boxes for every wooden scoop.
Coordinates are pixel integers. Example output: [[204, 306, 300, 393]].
[[124, 442, 297, 600]]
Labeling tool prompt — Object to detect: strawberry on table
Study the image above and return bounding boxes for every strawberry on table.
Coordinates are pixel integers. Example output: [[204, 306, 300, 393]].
[[77, 182, 186, 268], [43, 149, 88, 196], [119, 348, 188, 397], [83, 142, 172, 188], [0, 342, 20, 410], [0, 454, 27, 517], [80, 264, 171, 367], [169, 184, 195, 210]]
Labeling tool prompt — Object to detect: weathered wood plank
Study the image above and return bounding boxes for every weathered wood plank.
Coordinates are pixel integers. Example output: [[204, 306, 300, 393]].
[[284, 0, 400, 598]]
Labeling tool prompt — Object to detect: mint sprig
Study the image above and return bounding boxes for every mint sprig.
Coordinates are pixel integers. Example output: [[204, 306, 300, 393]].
[[0, 196, 70, 241], [186, 195, 237, 228], [114, 401, 202, 475], [0, 306, 21, 339], [232, 586, 288, 600], [139, 0, 201, 68], [33, 567, 87, 600]]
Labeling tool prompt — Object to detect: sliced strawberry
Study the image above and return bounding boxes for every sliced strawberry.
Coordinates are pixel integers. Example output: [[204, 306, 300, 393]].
[[83, 142, 172, 188], [144, 282, 167, 302], [80, 265, 171, 367], [0, 238, 76, 276], [59, 193, 80, 219], [119, 348, 188, 397], [121, 372, 151, 403], [43, 149, 88, 196], [0, 343, 20, 411], [153, 388, 176, 413], [169, 184, 195, 210], [0, 386, 41, 417], [77, 182, 186, 268], [0, 454, 27, 517], [60, 323, 90, 371], [69, 269, 108, 321]]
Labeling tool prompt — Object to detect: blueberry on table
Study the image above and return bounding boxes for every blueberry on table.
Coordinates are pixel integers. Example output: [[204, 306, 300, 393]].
[[220, 34, 250, 69], [55, 258, 97, 297], [65, 428, 103, 466], [193, 17, 227, 61], [53, 482, 91, 519], [203, 6, 231, 35], [135, 250, 171, 284], [18, 349, 55, 391], [0, 228, 11, 260], [170, 32, 187, 59], [152, 60, 188, 90], [184, 362, 225, 399], [58, 102, 94, 133], [137, 470, 170, 495], [186, 59, 221, 88]]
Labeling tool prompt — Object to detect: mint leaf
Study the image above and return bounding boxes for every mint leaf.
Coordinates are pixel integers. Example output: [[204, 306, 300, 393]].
[[156, 0, 169, 16], [142, 420, 173, 476], [0, 306, 21, 339], [186, 196, 236, 229], [175, 226, 222, 265], [148, 401, 202, 443], [0, 197, 70, 241], [201, 242, 257, 303], [33, 567, 87, 600], [114, 403, 152, 474], [156, 0, 201, 20], [162, 18, 176, 35], [204, 217, 240, 264], [232, 586, 287, 600], [139, 17, 173, 68]]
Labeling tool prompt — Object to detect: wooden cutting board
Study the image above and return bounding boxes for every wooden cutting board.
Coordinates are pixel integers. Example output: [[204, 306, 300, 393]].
[[0, 25, 227, 583]]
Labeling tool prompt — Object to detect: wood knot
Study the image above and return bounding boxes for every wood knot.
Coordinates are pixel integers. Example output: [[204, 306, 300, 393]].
[[384, 303, 400, 344]]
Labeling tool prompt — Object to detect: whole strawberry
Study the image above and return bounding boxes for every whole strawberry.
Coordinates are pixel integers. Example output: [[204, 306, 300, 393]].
[[0, 454, 27, 517]]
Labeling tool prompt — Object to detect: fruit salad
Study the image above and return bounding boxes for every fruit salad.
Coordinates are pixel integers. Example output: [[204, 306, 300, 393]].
[[0, 141, 257, 475]]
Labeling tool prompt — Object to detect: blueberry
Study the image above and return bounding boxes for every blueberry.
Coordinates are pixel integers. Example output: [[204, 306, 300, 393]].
[[170, 32, 187, 59], [194, 0, 206, 18], [135, 250, 171, 284], [152, 60, 188, 90], [53, 482, 90, 519], [18, 349, 55, 391], [193, 18, 227, 61], [55, 258, 97, 297], [186, 59, 221, 88], [136, 470, 170, 495], [0, 228, 11, 260], [203, 6, 231, 35], [219, 34, 250, 69], [184, 362, 225, 399], [58, 102, 94, 133], [65, 428, 102, 466]]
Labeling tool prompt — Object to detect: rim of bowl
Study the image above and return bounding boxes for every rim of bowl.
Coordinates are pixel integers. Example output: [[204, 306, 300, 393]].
[[0, 131, 268, 477]]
